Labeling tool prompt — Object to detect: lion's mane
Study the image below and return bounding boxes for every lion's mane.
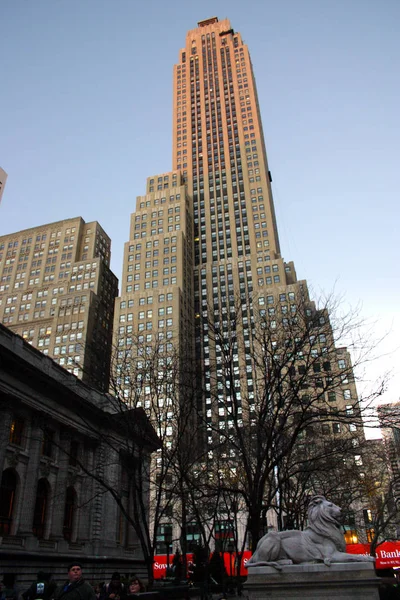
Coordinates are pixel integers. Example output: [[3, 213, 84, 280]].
[[307, 496, 346, 552]]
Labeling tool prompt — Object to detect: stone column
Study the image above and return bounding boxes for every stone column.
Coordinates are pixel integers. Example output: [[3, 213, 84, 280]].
[[78, 441, 96, 544], [50, 429, 70, 539], [0, 409, 13, 474], [17, 418, 43, 536], [100, 443, 120, 549]]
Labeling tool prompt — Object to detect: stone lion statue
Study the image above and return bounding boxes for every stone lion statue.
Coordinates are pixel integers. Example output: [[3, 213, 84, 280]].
[[247, 495, 375, 571]]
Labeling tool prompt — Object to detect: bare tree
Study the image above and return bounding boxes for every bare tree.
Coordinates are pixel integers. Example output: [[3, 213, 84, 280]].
[[107, 335, 203, 583], [198, 290, 386, 550], [353, 438, 400, 555], [36, 334, 201, 585]]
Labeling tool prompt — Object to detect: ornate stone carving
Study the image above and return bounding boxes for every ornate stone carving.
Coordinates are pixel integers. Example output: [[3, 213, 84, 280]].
[[6, 450, 19, 468], [247, 495, 375, 570], [39, 460, 51, 478]]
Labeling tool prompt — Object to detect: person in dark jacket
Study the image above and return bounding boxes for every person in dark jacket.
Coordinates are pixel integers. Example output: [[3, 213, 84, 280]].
[[54, 563, 95, 600], [22, 572, 56, 600], [101, 573, 124, 600], [1, 575, 17, 600]]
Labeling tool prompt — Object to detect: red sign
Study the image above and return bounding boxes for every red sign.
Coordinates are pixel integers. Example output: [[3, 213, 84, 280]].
[[346, 542, 400, 569], [153, 551, 251, 579], [153, 543, 400, 578], [376, 542, 400, 568], [222, 551, 252, 576], [153, 554, 193, 579]]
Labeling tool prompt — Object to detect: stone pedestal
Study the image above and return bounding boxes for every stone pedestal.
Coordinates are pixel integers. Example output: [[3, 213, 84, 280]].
[[244, 563, 380, 600]]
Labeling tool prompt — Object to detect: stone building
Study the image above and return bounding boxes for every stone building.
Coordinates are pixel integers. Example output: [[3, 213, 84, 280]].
[[378, 402, 400, 520], [378, 403, 400, 479], [0, 323, 159, 589], [0, 217, 118, 391]]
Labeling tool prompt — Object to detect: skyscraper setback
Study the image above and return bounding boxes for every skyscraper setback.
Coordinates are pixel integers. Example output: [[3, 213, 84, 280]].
[[114, 16, 361, 451]]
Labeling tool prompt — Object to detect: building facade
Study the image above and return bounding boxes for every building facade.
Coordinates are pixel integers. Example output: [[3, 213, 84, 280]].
[[171, 18, 367, 463], [112, 17, 370, 552], [0, 323, 159, 588], [0, 217, 118, 391], [378, 403, 400, 478], [378, 403, 400, 505], [114, 170, 194, 383]]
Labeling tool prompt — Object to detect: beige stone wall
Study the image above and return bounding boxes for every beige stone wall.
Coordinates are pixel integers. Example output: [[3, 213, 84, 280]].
[[0, 218, 117, 390]]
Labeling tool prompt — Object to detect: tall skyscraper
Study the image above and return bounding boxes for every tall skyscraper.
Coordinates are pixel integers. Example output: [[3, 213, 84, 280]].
[[115, 16, 362, 434], [114, 17, 373, 549], [0, 217, 118, 391], [0, 167, 7, 204], [172, 17, 281, 262], [171, 18, 314, 431]]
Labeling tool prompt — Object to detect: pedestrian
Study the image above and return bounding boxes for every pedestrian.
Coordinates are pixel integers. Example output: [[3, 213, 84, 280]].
[[101, 573, 125, 600], [22, 572, 56, 600], [93, 584, 103, 600], [1, 575, 17, 600], [54, 563, 95, 600], [126, 577, 144, 598]]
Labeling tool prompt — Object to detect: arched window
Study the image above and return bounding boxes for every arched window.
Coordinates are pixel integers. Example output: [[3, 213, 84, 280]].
[[63, 486, 76, 541], [0, 469, 18, 535], [32, 478, 49, 538]]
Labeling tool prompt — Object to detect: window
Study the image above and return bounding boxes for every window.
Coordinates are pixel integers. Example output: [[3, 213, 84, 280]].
[[155, 523, 173, 554], [42, 430, 54, 458], [69, 441, 79, 467], [9, 417, 24, 446], [214, 519, 235, 552], [0, 468, 18, 535], [32, 478, 49, 538], [186, 520, 201, 550], [63, 486, 76, 541]]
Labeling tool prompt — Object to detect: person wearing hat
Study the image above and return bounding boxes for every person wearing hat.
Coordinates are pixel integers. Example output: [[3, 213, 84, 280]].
[[22, 571, 56, 600], [101, 573, 125, 600], [54, 563, 95, 600]]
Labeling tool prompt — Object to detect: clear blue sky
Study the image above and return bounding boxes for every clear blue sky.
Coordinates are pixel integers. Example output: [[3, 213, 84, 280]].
[[1, 0, 399, 414]]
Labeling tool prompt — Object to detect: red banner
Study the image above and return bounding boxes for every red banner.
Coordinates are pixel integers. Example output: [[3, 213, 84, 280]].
[[154, 543, 400, 578], [153, 551, 252, 579], [347, 542, 400, 569]]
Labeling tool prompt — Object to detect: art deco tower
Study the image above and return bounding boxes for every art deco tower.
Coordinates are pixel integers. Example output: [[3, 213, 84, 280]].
[[115, 17, 363, 459], [113, 18, 369, 549], [171, 18, 304, 435], [172, 17, 281, 262]]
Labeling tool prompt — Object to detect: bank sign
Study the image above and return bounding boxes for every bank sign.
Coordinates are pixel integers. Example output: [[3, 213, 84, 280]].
[[347, 542, 400, 568]]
